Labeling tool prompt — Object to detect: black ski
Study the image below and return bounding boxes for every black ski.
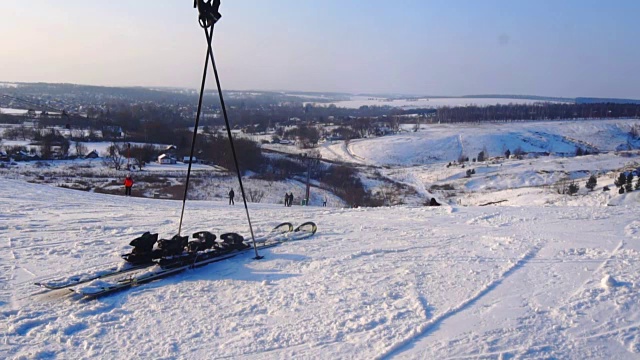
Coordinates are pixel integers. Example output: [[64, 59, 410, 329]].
[[34, 263, 155, 290], [34, 222, 306, 292], [34, 222, 298, 291], [72, 221, 317, 298]]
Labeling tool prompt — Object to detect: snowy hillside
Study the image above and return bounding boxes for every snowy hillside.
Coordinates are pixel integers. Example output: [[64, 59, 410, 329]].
[[315, 119, 640, 207], [320, 119, 640, 166], [1, 179, 640, 359]]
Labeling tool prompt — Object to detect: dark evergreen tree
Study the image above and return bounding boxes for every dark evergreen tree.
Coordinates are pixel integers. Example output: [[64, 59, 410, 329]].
[[477, 150, 485, 162], [625, 173, 634, 193], [568, 182, 579, 195], [586, 175, 597, 191], [614, 173, 627, 188]]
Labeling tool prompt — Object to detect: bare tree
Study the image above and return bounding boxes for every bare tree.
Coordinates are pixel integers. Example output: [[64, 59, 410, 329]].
[[38, 130, 57, 159], [58, 137, 70, 158], [390, 116, 400, 133], [513, 146, 525, 159], [102, 142, 124, 170], [72, 129, 86, 140], [555, 179, 568, 194], [352, 117, 373, 138], [18, 124, 31, 141], [3, 125, 35, 141], [87, 128, 96, 141], [75, 142, 88, 157], [247, 188, 265, 203], [129, 144, 157, 169]]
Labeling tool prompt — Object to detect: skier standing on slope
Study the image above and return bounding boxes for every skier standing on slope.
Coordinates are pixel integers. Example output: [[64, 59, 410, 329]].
[[228, 188, 235, 205], [124, 175, 134, 197]]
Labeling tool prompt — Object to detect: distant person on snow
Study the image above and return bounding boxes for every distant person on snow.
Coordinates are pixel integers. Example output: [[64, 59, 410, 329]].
[[228, 189, 235, 205], [284, 193, 289, 206], [288, 193, 294, 207], [323, 196, 327, 207], [124, 175, 134, 197]]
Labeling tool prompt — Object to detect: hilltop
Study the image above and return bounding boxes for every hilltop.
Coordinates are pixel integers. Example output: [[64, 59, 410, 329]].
[[1, 175, 639, 358]]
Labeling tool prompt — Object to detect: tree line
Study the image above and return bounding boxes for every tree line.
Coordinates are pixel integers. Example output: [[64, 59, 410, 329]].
[[433, 103, 640, 123]]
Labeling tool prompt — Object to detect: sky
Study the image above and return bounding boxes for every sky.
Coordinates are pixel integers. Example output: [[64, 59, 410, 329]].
[[1, 0, 639, 99]]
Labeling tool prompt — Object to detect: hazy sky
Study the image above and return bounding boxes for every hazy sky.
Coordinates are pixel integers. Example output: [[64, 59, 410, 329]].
[[1, 0, 639, 98]]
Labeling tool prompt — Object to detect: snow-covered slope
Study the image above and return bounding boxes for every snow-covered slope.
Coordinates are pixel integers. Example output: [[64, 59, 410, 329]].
[[2, 179, 639, 359], [320, 119, 640, 166], [315, 119, 640, 207]]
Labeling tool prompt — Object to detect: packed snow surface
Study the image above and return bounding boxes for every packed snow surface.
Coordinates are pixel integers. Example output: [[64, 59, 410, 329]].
[[1, 179, 640, 359]]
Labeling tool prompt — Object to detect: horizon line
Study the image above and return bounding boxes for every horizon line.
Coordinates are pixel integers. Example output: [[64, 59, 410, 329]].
[[3, 80, 640, 102]]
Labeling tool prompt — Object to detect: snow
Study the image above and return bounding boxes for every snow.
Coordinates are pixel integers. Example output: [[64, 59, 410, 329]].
[[311, 119, 640, 208], [1, 178, 640, 359], [0, 108, 62, 116], [3, 118, 640, 358], [601, 274, 618, 289], [72, 141, 168, 157], [0, 108, 31, 115], [319, 119, 640, 167], [308, 96, 569, 109]]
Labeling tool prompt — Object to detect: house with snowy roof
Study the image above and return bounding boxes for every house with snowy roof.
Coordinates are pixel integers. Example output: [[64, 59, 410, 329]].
[[158, 154, 176, 164]]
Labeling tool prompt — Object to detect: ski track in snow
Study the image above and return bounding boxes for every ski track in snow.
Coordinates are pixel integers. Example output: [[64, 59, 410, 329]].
[[385, 208, 640, 359], [344, 140, 367, 164], [378, 244, 543, 359], [1, 180, 640, 359]]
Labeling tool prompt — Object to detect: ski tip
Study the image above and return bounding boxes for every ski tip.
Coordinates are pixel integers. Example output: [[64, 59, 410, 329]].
[[274, 222, 294, 232], [294, 221, 318, 235]]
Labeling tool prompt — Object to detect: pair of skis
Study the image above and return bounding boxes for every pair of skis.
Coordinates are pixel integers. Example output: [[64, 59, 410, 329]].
[[34, 262, 152, 291], [34, 221, 316, 297]]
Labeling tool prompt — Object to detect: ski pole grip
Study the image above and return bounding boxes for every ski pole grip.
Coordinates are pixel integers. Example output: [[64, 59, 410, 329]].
[[194, 0, 222, 28]]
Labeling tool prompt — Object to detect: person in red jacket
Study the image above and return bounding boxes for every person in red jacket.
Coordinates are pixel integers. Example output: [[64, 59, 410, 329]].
[[124, 175, 134, 196]]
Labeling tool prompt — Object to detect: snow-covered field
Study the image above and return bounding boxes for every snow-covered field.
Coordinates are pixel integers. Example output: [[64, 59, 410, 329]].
[[3, 118, 640, 359], [1, 179, 639, 359], [308, 96, 569, 109], [0, 108, 32, 115]]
